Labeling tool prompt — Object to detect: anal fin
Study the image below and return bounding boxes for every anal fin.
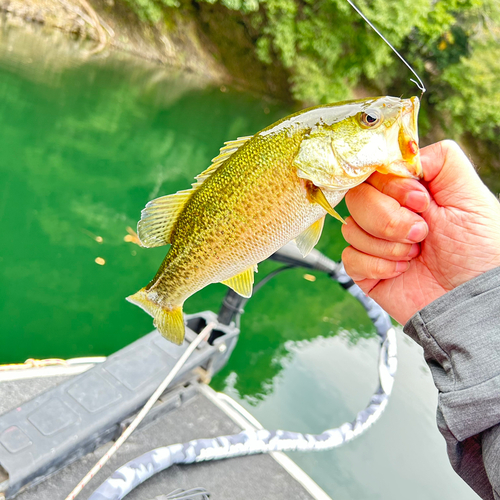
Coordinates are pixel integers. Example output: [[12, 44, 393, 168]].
[[295, 215, 325, 257], [221, 266, 255, 298]]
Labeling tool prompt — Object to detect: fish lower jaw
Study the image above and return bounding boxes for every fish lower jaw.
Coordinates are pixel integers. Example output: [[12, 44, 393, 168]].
[[381, 159, 421, 179]]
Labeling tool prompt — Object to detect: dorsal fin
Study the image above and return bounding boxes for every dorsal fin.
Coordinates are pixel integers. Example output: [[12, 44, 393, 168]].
[[195, 136, 253, 183], [137, 135, 253, 248], [137, 189, 193, 248]]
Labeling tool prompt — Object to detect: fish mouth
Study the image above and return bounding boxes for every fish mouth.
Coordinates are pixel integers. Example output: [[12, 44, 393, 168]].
[[377, 96, 423, 179], [400, 96, 423, 178]]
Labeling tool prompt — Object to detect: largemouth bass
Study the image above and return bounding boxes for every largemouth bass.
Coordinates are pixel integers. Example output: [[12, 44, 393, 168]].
[[128, 96, 422, 344]]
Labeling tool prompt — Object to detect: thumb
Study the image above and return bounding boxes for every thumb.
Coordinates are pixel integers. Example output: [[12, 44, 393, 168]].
[[420, 140, 492, 209]]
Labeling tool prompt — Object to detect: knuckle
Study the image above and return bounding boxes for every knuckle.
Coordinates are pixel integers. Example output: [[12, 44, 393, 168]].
[[441, 139, 471, 169], [342, 247, 360, 277], [383, 240, 406, 259], [366, 172, 386, 191], [441, 139, 459, 152], [440, 140, 463, 164], [372, 257, 388, 278], [381, 214, 402, 239], [341, 246, 353, 266]]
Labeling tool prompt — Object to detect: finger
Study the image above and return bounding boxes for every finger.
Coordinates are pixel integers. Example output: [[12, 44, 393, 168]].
[[420, 140, 473, 183], [345, 183, 429, 243], [342, 246, 410, 280], [420, 140, 497, 210], [367, 172, 430, 213], [342, 217, 420, 261], [421, 140, 500, 217]]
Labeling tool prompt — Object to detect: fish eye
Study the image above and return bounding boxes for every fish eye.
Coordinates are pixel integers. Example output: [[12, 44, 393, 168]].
[[360, 109, 383, 128]]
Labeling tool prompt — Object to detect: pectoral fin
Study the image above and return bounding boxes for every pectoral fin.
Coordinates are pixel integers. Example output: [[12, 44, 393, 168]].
[[221, 266, 256, 298], [295, 216, 325, 257], [308, 185, 345, 224]]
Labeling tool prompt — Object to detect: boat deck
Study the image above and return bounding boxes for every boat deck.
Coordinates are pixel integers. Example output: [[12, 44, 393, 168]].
[[0, 374, 329, 500]]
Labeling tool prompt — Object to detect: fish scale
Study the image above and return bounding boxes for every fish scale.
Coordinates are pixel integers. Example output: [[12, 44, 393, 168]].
[[128, 96, 422, 344], [156, 131, 311, 301]]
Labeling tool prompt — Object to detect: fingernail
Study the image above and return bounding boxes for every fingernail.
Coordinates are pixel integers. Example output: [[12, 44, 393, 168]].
[[408, 243, 420, 258], [396, 261, 410, 273], [405, 191, 429, 212], [407, 222, 427, 242]]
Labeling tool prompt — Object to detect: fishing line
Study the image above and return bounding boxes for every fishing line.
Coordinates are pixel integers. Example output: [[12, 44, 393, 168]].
[[346, 0, 426, 96]]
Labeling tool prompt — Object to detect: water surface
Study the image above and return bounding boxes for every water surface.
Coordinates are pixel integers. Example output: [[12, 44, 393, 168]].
[[0, 25, 477, 500]]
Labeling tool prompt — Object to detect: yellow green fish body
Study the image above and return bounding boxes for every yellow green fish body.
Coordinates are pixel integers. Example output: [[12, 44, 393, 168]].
[[128, 96, 422, 344]]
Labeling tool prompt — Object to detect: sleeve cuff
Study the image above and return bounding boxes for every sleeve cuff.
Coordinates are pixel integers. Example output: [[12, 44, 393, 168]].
[[404, 266, 500, 441]]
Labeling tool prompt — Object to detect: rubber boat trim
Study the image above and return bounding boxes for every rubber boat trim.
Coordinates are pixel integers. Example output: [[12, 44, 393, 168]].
[[199, 384, 333, 500]]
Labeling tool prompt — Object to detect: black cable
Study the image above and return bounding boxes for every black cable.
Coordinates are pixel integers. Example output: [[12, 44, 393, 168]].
[[249, 264, 295, 296], [218, 265, 295, 328]]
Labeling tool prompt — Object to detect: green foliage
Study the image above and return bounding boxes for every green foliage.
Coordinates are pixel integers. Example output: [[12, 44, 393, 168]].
[[438, 38, 500, 140], [218, 0, 259, 11], [410, 0, 500, 139], [203, 0, 500, 141], [121, 0, 500, 142], [221, 0, 434, 102], [417, 0, 480, 41], [121, 0, 179, 23], [121, 0, 163, 23]]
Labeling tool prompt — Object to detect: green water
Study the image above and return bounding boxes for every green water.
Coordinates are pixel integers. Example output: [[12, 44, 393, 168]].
[[0, 26, 477, 500]]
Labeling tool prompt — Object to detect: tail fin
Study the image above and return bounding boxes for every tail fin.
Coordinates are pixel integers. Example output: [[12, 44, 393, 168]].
[[127, 288, 185, 345]]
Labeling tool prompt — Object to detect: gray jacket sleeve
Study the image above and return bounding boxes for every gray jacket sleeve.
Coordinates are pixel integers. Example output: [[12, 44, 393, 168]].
[[404, 266, 500, 500]]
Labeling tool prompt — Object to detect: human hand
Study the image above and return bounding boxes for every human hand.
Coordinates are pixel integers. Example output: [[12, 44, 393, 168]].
[[341, 140, 500, 325]]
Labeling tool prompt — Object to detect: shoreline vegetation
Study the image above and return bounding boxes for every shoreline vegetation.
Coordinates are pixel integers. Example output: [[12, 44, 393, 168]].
[[1, 0, 499, 191], [0, 0, 227, 80]]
